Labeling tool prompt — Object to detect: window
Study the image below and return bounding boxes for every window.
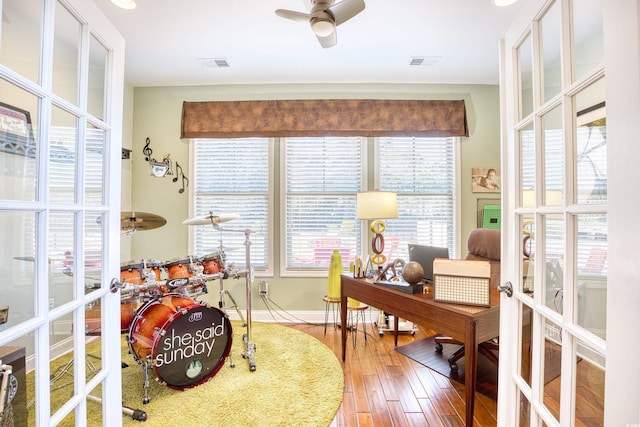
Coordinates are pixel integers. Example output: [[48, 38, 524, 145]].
[[192, 138, 272, 271], [282, 137, 364, 274], [191, 136, 459, 276], [377, 137, 458, 259]]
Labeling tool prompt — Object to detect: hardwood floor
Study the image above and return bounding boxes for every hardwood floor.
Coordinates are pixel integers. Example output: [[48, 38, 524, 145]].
[[286, 322, 497, 427]]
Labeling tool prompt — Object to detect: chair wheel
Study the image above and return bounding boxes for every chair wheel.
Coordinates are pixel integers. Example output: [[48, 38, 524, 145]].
[[435, 343, 443, 352], [449, 362, 458, 371]]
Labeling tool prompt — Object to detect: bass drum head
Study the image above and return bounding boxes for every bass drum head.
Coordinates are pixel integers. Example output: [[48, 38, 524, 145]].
[[152, 305, 232, 389]]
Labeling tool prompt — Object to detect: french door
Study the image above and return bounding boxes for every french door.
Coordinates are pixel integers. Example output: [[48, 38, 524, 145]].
[[498, 0, 640, 425], [0, 0, 124, 425]]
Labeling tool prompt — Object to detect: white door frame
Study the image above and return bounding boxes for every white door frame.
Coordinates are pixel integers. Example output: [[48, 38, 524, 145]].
[[497, 0, 640, 426]]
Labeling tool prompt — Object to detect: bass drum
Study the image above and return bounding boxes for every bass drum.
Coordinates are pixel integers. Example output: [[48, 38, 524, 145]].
[[127, 294, 232, 389]]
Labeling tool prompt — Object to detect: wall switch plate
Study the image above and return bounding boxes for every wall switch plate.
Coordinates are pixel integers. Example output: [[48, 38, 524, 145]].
[[0, 306, 8, 324]]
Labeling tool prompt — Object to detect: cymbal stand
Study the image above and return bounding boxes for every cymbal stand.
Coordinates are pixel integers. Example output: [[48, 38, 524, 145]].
[[215, 236, 246, 327], [211, 220, 256, 372]]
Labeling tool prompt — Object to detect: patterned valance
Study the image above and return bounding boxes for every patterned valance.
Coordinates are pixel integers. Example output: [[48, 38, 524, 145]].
[[180, 99, 468, 138]]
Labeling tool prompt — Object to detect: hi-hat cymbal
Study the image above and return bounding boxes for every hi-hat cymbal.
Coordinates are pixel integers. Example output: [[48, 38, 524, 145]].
[[121, 211, 167, 231], [182, 212, 240, 226]]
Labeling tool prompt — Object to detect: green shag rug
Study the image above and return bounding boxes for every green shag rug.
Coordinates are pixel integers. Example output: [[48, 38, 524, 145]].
[[31, 321, 344, 427]]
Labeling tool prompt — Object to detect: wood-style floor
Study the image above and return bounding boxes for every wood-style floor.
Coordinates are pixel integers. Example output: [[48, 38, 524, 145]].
[[287, 322, 497, 427]]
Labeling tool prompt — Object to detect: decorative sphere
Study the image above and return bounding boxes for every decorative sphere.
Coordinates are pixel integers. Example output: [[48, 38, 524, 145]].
[[402, 261, 424, 284]]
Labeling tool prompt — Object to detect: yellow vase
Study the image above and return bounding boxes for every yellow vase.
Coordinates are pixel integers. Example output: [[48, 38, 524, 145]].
[[327, 249, 343, 299]]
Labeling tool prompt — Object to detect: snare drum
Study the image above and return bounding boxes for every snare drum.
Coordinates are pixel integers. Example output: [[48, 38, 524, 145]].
[[163, 256, 202, 279], [127, 294, 232, 389], [201, 251, 226, 275]]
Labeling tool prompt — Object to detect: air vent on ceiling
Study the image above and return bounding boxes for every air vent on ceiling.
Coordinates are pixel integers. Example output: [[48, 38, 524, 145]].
[[198, 58, 230, 68], [409, 56, 441, 66]]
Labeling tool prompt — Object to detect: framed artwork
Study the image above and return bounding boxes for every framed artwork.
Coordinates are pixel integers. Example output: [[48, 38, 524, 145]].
[[472, 167, 501, 193], [0, 102, 35, 157]]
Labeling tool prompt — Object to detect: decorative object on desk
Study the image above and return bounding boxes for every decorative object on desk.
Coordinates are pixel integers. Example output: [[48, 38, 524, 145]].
[[373, 278, 423, 294], [402, 261, 424, 285], [356, 190, 398, 267], [433, 258, 491, 306], [327, 249, 342, 298]]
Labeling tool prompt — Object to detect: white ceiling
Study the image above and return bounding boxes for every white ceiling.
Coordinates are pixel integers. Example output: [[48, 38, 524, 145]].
[[94, 0, 525, 88]]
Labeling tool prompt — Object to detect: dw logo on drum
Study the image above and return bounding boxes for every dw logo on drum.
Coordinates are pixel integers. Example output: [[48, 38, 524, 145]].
[[188, 312, 203, 323]]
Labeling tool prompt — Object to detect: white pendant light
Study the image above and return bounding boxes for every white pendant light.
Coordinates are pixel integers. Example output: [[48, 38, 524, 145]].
[[111, 0, 136, 9]]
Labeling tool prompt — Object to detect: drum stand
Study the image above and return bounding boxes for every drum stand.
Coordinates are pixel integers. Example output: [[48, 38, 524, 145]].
[[212, 223, 256, 372]]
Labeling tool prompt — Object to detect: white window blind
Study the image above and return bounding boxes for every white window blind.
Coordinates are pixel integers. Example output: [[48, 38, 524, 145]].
[[283, 137, 364, 271], [377, 137, 457, 260], [193, 138, 270, 270]]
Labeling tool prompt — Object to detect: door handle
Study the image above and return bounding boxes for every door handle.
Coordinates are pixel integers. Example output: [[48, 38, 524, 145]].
[[498, 281, 513, 297]]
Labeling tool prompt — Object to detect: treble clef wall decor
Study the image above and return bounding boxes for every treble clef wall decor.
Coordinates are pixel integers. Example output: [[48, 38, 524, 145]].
[[143, 137, 153, 161]]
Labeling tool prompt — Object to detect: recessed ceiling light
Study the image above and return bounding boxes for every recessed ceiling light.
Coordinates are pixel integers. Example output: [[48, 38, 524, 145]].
[[409, 56, 441, 66], [110, 0, 136, 9]]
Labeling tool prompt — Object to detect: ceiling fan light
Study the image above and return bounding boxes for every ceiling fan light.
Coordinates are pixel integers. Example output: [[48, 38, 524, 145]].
[[494, 0, 518, 6], [110, 0, 136, 9], [311, 19, 334, 37]]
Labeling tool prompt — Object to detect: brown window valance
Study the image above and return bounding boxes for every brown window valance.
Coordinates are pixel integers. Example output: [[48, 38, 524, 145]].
[[181, 99, 468, 139]]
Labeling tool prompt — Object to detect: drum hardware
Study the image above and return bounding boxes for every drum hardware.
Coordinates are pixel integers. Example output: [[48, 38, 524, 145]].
[[86, 394, 147, 422], [183, 212, 257, 372]]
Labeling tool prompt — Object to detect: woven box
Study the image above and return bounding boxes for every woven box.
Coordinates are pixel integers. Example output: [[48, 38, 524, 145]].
[[433, 259, 491, 307]]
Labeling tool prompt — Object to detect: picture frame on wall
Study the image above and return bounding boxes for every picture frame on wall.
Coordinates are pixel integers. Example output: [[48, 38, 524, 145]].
[[472, 167, 501, 193], [0, 101, 36, 157]]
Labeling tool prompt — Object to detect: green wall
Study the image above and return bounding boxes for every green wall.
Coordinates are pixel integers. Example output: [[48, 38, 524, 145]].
[[124, 83, 501, 311]]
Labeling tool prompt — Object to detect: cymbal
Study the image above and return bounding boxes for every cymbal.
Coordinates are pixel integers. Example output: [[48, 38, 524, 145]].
[[121, 211, 167, 231], [182, 213, 240, 226]]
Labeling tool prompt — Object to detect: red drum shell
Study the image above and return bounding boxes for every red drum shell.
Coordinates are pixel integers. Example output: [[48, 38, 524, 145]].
[[201, 252, 225, 275], [163, 256, 201, 279]]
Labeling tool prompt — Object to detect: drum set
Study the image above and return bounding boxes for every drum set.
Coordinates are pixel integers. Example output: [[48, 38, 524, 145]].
[[112, 211, 256, 405]]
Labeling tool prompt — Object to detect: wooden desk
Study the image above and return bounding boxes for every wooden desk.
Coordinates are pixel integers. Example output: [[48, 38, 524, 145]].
[[340, 274, 500, 426]]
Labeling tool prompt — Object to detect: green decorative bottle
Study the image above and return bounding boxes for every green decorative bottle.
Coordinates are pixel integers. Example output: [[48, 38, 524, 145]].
[[327, 249, 343, 299]]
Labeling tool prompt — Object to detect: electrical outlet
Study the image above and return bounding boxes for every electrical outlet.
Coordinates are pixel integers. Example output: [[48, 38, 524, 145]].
[[0, 306, 8, 324], [259, 280, 268, 296]]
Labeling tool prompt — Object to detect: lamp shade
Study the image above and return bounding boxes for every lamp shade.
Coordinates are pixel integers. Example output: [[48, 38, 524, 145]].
[[356, 191, 398, 220]]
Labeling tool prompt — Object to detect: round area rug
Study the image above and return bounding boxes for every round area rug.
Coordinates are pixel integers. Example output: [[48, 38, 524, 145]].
[[115, 321, 343, 426]]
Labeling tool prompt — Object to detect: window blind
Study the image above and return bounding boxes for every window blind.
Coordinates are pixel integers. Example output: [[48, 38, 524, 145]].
[[193, 138, 270, 270], [377, 137, 456, 260], [283, 137, 363, 270]]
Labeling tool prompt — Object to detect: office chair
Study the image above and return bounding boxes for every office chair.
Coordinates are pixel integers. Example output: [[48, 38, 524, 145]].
[[434, 228, 501, 371]]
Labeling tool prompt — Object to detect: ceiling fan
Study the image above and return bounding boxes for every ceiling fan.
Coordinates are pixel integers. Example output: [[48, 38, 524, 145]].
[[275, 0, 366, 48]]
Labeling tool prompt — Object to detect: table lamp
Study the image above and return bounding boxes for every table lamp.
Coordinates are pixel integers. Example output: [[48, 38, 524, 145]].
[[356, 190, 398, 269]]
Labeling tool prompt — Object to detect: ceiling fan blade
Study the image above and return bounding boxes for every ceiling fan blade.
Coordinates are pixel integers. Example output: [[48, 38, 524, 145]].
[[316, 28, 337, 48], [275, 9, 312, 24], [328, 0, 365, 26]]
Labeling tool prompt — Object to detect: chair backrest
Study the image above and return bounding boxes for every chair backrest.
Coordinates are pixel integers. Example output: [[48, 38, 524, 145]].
[[464, 228, 501, 287]]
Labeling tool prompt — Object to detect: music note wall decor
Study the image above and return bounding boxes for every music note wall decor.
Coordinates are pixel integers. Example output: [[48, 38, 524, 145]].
[[142, 137, 188, 193]]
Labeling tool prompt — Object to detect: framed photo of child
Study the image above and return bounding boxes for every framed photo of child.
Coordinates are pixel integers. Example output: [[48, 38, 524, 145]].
[[472, 167, 501, 193]]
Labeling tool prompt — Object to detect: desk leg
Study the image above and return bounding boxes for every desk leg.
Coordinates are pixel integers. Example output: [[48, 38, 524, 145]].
[[341, 293, 348, 361], [464, 319, 478, 426], [394, 316, 399, 347]]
